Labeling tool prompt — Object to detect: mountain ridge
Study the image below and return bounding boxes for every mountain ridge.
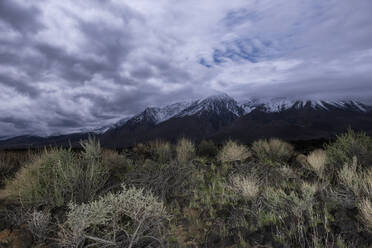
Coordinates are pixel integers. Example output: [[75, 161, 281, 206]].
[[1, 93, 371, 149]]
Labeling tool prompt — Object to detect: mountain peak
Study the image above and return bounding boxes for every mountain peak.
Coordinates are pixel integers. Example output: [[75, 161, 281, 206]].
[[204, 93, 234, 101]]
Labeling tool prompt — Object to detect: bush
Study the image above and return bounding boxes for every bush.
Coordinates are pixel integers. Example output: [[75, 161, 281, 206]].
[[328, 156, 365, 208], [325, 129, 372, 170], [176, 138, 195, 164], [307, 149, 327, 179], [229, 175, 259, 200], [217, 140, 250, 163], [103, 150, 133, 181], [252, 138, 294, 165], [7, 138, 108, 208], [150, 140, 173, 163], [125, 160, 193, 202], [27, 209, 51, 241], [359, 199, 372, 231], [197, 140, 218, 158], [0, 151, 31, 184], [60, 185, 170, 247]]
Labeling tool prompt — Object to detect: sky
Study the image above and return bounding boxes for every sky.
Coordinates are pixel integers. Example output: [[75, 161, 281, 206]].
[[1, 0, 372, 137]]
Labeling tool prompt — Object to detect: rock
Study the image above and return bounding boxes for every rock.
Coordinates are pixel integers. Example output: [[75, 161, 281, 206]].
[[0, 225, 33, 248], [0, 229, 12, 246]]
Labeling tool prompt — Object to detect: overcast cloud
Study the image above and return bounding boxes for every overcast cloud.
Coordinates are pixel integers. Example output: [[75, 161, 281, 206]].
[[1, 0, 372, 137]]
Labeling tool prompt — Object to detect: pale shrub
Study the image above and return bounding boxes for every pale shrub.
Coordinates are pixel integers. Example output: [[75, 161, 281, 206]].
[[307, 149, 327, 179], [358, 199, 372, 230], [60, 185, 171, 247], [362, 168, 372, 197], [27, 209, 51, 241], [176, 138, 195, 164], [151, 140, 172, 163], [229, 175, 259, 200], [218, 140, 251, 163], [252, 138, 294, 165], [338, 156, 360, 196], [328, 156, 365, 208]]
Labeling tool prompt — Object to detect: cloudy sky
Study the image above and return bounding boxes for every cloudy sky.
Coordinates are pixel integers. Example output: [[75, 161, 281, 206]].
[[1, 0, 372, 137]]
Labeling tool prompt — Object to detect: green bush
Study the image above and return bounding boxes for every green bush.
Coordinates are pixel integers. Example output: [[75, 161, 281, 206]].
[[217, 140, 250, 163], [150, 140, 173, 163], [176, 138, 195, 164], [325, 129, 372, 170], [251, 138, 294, 165], [197, 140, 218, 158], [7, 138, 108, 208]]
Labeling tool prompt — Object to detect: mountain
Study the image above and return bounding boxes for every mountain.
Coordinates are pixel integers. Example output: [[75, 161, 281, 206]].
[[100, 94, 372, 147], [1, 93, 372, 149], [101, 94, 244, 147], [240, 98, 370, 113]]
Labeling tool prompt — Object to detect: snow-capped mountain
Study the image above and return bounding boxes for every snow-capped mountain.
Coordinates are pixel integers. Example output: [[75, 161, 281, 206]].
[[126, 101, 194, 127], [239, 98, 370, 114], [111, 94, 370, 129], [2, 93, 372, 149], [176, 93, 243, 117]]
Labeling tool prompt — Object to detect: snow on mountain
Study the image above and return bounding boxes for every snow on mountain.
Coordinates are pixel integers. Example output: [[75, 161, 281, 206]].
[[109, 94, 370, 130], [239, 98, 370, 114], [128, 101, 194, 125], [177, 93, 243, 117]]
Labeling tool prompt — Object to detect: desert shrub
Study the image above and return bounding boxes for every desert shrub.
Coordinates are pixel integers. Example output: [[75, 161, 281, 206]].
[[176, 138, 195, 164], [150, 140, 173, 163], [0, 151, 31, 184], [197, 140, 218, 158], [229, 174, 259, 200], [244, 162, 296, 189], [7, 138, 108, 208], [358, 199, 372, 231], [325, 129, 372, 170], [251, 138, 294, 165], [125, 161, 194, 202], [307, 149, 327, 180], [103, 150, 133, 182], [327, 156, 366, 208], [260, 185, 320, 247], [217, 140, 250, 163], [338, 157, 360, 196], [59, 185, 170, 247], [362, 168, 372, 197], [27, 209, 51, 241]]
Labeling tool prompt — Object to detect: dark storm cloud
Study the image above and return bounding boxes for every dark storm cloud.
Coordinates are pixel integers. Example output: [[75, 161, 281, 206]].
[[0, 0, 371, 137], [0, 0, 44, 33], [0, 74, 39, 97]]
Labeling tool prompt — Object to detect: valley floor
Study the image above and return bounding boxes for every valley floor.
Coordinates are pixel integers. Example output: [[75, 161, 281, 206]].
[[0, 131, 371, 247]]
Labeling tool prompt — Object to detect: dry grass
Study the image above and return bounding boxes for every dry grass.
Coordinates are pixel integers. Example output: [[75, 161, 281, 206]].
[[307, 149, 327, 179], [7, 138, 108, 207], [338, 156, 360, 196], [252, 138, 294, 165], [176, 138, 195, 164], [151, 140, 172, 163], [6, 156, 43, 204], [229, 175, 260, 200], [358, 199, 372, 230], [217, 140, 251, 163]]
